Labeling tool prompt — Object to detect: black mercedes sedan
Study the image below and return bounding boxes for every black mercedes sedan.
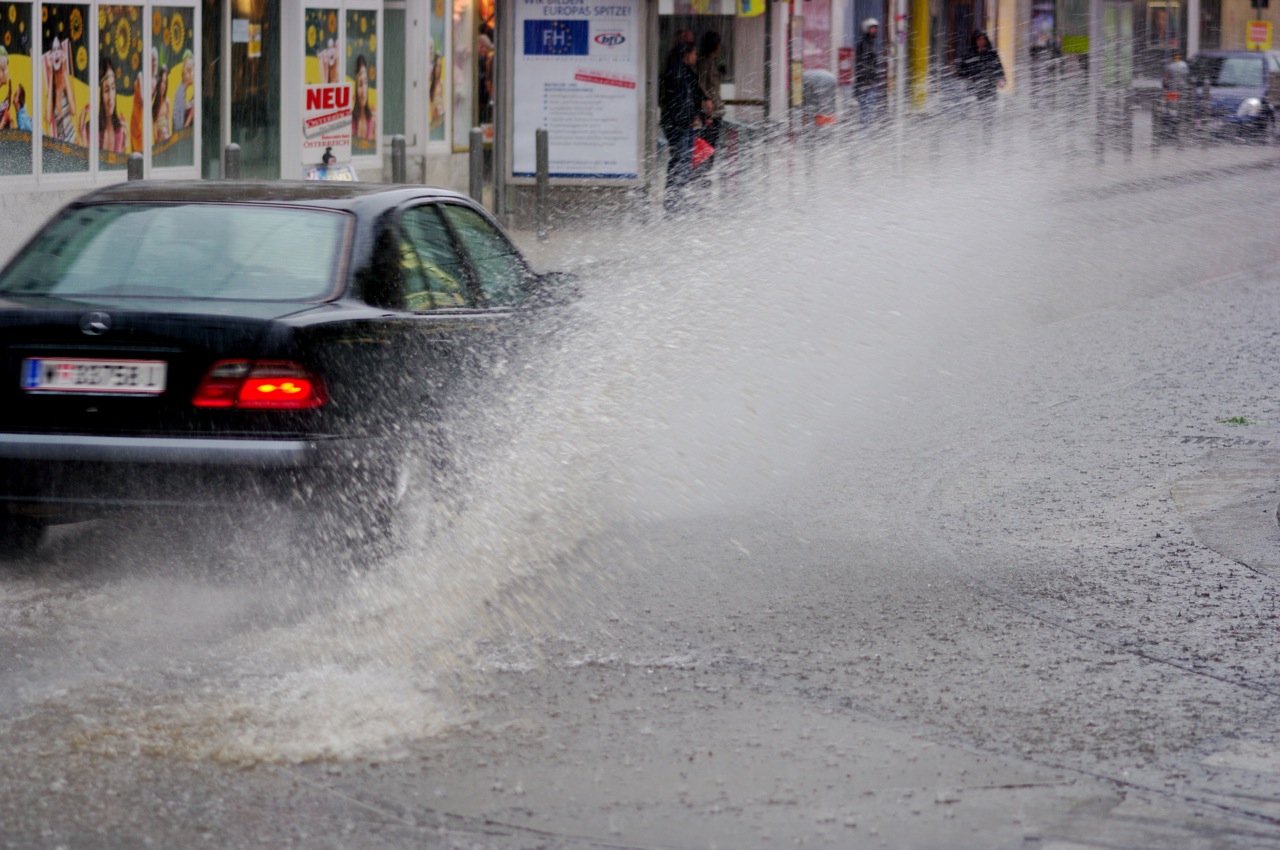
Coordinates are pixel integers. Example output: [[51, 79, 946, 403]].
[[0, 181, 561, 556]]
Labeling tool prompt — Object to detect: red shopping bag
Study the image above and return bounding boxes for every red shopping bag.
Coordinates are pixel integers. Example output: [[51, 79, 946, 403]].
[[692, 136, 715, 168]]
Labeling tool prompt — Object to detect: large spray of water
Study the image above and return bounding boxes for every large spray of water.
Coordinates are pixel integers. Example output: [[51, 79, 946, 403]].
[[7, 116, 1278, 763]]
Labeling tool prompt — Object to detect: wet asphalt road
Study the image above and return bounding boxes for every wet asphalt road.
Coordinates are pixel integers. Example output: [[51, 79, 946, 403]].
[[3, 138, 1280, 849]]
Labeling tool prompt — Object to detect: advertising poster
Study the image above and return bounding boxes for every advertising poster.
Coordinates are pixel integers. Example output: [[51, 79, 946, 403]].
[[801, 0, 830, 70], [97, 5, 141, 170], [1031, 4, 1055, 50], [0, 3, 34, 175], [41, 3, 89, 173], [345, 8, 376, 154], [304, 7, 338, 84], [513, 0, 640, 180], [151, 6, 193, 167], [428, 0, 445, 141], [1146, 1, 1179, 49], [475, 0, 492, 134]]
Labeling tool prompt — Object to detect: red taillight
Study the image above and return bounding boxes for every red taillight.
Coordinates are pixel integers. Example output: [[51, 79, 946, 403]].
[[1165, 91, 1180, 101], [193, 360, 327, 410]]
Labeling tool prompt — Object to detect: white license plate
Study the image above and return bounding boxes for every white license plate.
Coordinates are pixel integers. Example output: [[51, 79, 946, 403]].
[[20, 358, 167, 395]]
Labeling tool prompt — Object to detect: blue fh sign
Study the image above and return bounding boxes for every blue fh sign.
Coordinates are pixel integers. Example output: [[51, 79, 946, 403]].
[[524, 20, 590, 55]]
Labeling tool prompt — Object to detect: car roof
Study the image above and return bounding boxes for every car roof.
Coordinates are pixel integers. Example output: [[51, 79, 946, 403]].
[[1193, 50, 1278, 58], [72, 180, 472, 213]]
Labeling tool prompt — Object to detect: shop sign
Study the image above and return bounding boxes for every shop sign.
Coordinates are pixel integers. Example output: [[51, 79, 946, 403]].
[[1247, 20, 1272, 50], [837, 46, 853, 86], [302, 83, 352, 164]]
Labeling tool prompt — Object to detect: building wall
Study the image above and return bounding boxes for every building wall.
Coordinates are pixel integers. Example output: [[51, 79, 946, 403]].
[[1220, 0, 1277, 49]]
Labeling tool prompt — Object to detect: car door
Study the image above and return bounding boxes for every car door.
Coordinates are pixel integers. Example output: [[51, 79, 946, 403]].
[[393, 202, 500, 414]]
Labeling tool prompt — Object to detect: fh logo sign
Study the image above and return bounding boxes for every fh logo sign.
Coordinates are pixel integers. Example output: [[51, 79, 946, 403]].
[[524, 20, 589, 55]]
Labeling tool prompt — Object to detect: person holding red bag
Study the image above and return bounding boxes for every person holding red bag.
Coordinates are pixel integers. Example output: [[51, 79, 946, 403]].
[[659, 41, 704, 213]]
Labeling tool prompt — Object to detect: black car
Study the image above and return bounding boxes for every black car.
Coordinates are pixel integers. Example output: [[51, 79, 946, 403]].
[[0, 181, 562, 557]]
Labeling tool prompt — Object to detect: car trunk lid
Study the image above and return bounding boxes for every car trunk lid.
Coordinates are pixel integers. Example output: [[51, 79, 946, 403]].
[[0, 296, 324, 436]]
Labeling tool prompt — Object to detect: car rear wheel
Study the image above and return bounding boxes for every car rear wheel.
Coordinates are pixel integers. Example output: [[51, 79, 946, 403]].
[[301, 452, 417, 567]]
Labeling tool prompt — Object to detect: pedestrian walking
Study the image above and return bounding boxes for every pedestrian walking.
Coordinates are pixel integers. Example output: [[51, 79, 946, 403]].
[[957, 30, 1005, 137], [696, 31, 725, 176], [854, 18, 887, 129], [660, 42, 704, 213]]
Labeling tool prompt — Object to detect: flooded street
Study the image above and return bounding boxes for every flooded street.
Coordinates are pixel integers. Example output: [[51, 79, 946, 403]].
[[4, 134, 1280, 848]]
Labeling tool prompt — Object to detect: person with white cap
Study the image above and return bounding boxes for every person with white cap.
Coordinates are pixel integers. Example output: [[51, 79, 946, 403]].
[[854, 17, 887, 129]]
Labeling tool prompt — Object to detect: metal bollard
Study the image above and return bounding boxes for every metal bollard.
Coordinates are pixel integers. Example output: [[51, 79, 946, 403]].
[[535, 128, 549, 243], [223, 143, 241, 179], [126, 152, 144, 181], [390, 134, 406, 183], [468, 127, 484, 202]]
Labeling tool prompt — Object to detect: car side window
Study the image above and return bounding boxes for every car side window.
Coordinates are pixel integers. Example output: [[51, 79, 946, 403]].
[[398, 205, 473, 311], [439, 205, 527, 307]]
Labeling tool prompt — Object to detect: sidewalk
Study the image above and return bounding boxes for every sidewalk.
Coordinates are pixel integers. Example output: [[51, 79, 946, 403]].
[[508, 115, 1279, 269]]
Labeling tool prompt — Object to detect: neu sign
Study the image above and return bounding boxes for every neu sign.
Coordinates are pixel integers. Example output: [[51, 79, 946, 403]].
[[306, 85, 352, 110], [301, 83, 353, 167]]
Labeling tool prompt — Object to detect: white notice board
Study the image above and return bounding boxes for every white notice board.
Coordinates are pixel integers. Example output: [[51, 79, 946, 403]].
[[512, 0, 643, 181]]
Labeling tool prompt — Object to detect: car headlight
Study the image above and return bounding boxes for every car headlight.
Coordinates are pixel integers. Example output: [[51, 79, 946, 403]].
[[1237, 97, 1263, 117]]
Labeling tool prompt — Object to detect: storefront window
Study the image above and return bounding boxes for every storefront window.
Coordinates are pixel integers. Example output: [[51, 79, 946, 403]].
[[230, 0, 279, 177], [41, 3, 90, 174], [382, 5, 402, 137], [0, 3, 35, 175]]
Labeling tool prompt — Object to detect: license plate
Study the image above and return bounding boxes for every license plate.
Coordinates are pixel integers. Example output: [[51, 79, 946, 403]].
[[20, 358, 167, 395]]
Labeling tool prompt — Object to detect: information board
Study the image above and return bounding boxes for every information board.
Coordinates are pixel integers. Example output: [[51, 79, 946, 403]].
[[512, 0, 642, 180]]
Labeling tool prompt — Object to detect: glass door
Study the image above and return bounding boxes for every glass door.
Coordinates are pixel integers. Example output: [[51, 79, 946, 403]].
[[223, 0, 280, 177]]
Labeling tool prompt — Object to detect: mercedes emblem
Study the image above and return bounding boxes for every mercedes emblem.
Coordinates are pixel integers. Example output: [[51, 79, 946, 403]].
[[80, 312, 112, 336]]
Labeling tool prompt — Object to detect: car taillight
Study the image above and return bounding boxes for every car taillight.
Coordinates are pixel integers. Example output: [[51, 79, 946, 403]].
[[193, 360, 327, 409]]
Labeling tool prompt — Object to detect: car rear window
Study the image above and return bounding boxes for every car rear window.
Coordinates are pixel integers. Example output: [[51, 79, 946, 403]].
[[0, 203, 347, 301]]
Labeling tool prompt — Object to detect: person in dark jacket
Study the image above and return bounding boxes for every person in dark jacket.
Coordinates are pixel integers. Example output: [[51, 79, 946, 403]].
[[854, 18, 887, 128], [956, 31, 1005, 139], [660, 42, 704, 212], [957, 31, 1005, 103]]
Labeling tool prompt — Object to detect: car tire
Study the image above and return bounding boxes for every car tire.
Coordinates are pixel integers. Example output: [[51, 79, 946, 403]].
[[0, 512, 46, 562]]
